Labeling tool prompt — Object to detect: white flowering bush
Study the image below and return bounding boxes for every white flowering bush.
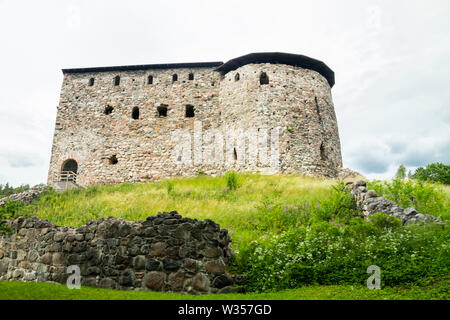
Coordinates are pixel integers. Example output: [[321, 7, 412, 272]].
[[235, 181, 449, 292]]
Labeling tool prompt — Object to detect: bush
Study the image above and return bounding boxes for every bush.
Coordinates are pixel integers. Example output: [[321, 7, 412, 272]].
[[370, 212, 402, 230], [237, 222, 449, 292], [0, 199, 25, 234], [166, 181, 174, 195], [225, 171, 239, 190], [367, 178, 449, 220], [233, 180, 449, 292]]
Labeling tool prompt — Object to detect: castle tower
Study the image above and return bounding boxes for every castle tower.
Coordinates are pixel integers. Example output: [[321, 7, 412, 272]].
[[47, 52, 342, 188]]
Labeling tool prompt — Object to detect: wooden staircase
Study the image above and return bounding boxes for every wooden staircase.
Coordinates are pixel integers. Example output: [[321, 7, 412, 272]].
[[53, 171, 79, 191]]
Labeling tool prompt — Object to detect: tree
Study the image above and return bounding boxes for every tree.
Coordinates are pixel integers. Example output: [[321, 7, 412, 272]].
[[412, 162, 450, 185], [395, 164, 407, 180], [0, 183, 30, 198]]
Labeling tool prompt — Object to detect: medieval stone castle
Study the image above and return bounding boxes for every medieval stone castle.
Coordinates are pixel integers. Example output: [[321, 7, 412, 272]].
[[47, 52, 343, 188]]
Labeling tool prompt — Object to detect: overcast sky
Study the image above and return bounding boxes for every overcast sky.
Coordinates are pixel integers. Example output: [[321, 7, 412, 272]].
[[0, 0, 449, 187]]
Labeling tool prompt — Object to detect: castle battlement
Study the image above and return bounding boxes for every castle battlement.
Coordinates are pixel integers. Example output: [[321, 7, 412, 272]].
[[48, 52, 342, 187]]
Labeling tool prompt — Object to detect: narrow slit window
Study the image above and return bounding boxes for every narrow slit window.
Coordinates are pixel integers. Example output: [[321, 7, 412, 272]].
[[88, 78, 95, 86], [157, 105, 168, 117], [172, 74, 178, 82], [147, 75, 153, 84], [188, 73, 194, 80], [233, 148, 238, 161], [114, 75, 120, 86], [320, 143, 327, 161], [315, 97, 323, 124], [234, 73, 240, 81], [132, 107, 140, 120], [185, 105, 195, 118], [260, 72, 269, 85]]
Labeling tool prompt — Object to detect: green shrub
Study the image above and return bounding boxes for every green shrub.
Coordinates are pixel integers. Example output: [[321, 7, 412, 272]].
[[237, 223, 450, 292], [367, 178, 449, 220], [225, 171, 239, 190], [310, 180, 360, 224], [166, 181, 175, 195], [233, 180, 449, 292], [370, 212, 402, 229], [0, 199, 25, 234]]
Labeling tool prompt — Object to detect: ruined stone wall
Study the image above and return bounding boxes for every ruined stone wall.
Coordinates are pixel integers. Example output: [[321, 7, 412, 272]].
[[48, 61, 342, 187], [0, 186, 47, 207], [348, 180, 443, 225], [0, 212, 237, 294]]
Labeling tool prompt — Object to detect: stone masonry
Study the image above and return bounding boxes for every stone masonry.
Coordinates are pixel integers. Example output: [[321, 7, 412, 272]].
[[47, 52, 343, 187], [0, 211, 238, 294], [0, 186, 47, 207], [348, 180, 443, 225]]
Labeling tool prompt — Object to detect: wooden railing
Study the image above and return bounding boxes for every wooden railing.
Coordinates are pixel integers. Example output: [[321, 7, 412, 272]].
[[57, 171, 78, 183]]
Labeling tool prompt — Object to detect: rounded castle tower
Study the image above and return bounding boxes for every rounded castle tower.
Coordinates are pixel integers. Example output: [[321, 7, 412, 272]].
[[47, 52, 342, 188], [216, 52, 342, 177]]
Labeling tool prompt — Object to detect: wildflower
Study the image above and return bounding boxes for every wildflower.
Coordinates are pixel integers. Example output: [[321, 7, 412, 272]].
[[324, 242, 327, 246], [337, 223, 340, 227], [386, 217, 390, 221]]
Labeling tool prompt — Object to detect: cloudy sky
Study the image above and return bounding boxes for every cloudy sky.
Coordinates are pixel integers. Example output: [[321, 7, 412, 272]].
[[0, 0, 449, 186]]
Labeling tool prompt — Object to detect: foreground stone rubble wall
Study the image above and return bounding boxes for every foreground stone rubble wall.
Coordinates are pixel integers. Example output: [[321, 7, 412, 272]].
[[0, 211, 238, 294], [348, 180, 443, 225]]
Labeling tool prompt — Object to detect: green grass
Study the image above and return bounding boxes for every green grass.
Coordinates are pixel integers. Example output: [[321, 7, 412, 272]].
[[17, 173, 340, 249], [1, 280, 448, 300], [4, 173, 449, 299]]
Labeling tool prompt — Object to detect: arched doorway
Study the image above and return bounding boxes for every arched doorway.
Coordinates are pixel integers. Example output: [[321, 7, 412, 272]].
[[61, 159, 78, 182]]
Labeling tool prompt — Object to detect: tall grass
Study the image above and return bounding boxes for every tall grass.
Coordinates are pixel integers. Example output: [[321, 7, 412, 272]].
[[16, 173, 335, 247]]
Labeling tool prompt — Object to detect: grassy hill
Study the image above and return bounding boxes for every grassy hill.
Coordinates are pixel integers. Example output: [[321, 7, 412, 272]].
[[2, 173, 450, 299], [15, 174, 340, 248]]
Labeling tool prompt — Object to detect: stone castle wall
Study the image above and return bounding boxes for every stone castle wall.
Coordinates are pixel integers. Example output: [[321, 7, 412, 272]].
[[47, 59, 342, 187], [0, 212, 237, 294]]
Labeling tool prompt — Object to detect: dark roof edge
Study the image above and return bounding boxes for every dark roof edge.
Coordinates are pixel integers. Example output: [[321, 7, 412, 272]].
[[215, 52, 335, 87], [62, 62, 224, 74]]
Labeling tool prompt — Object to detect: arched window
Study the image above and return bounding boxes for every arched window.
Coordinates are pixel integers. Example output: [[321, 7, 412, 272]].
[[188, 73, 194, 80], [114, 75, 120, 86], [185, 105, 195, 118], [260, 72, 269, 85], [172, 74, 178, 82], [88, 78, 95, 86], [234, 73, 240, 81], [157, 105, 168, 117], [147, 75, 153, 84], [132, 107, 140, 120], [104, 106, 114, 115]]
